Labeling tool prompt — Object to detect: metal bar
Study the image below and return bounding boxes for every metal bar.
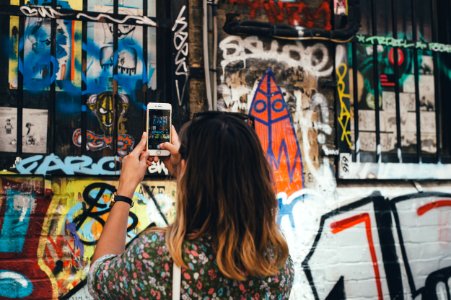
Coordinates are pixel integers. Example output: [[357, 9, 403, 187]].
[[143, 0, 148, 133], [391, 0, 402, 162], [49, 0, 57, 155], [17, 13, 25, 156], [113, 0, 118, 156], [371, 0, 381, 162], [411, 0, 422, 162], [431, 0, 442, 162], [351, 41, 359, 162], [81, 19, 87, 155]]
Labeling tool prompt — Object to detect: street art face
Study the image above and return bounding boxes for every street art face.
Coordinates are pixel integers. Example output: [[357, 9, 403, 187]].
[[86, 92, 128, 137]]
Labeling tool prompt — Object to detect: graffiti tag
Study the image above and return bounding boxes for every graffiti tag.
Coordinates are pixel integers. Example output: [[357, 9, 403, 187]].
[[172, 5, 189, 106]]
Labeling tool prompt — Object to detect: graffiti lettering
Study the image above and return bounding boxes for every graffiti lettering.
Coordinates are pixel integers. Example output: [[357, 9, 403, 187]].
[[356, 34, 451, 54], [20, 5, 71, 18], [148, 159, 169, 176], [331, 213, 383, 300], [336, 63, 353, 148], [227, 0, 331, 29], [15, 154, 119, 176], [304, 192, 451, 299], [71, 183, 138, 245], [220, 36, 332, 78], [172, 5, 189, 106], [15, 154, 170, 176], [76, 13, 157, 27]]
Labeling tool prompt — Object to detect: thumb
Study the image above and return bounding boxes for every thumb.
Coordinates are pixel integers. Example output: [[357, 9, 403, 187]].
[[131, 132, 148, 156], [159, 142, 178, 155], [139, 148, 150, 163]]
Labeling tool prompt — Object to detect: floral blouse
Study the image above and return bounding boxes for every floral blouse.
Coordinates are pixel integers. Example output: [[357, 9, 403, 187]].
[[88, 229, 294, 299]]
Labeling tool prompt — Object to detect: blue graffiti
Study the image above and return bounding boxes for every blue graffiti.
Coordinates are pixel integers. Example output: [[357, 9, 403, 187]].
[[15, 154, 120, 175], [0, 190, 33, 253], [0, 270, 33, 298], [277, 194, 305, 228]]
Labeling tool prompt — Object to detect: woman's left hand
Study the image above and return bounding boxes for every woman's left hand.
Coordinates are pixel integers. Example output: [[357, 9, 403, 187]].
[[117, 132, 150, 198]]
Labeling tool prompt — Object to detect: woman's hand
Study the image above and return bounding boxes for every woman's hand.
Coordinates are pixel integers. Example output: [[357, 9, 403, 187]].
[[117, 132, 150, 198], [157, 126, 181, 176]]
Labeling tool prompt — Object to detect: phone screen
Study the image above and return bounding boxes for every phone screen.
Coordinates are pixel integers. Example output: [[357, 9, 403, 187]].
[[148, 109, 171, 150]]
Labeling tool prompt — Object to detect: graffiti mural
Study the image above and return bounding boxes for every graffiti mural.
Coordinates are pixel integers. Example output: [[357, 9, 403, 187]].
[[302, 192, 451, 299], [0, 176, 176, 299], [0, 177, 54, 298], [224, 0, 332, 29], [249, 69, 304, 198], [217, 34, 336, 193]]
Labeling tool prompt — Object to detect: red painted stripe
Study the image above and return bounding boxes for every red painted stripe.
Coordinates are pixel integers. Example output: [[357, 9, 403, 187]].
[[331, 213, 383, 300], [417, 199, 451, 216]]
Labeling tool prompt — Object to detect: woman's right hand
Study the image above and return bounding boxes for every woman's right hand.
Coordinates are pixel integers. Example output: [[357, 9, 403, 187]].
[[157, 125, 181, 176]]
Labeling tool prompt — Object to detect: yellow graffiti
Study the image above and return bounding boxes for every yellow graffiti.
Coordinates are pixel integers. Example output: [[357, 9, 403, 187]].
[[37, 178, 177, 298], [336, 63, 353, 148], [8, 16, 19, 89]]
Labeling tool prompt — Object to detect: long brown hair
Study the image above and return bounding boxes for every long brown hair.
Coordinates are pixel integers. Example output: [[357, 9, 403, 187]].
[[166, 112, 289, 281]]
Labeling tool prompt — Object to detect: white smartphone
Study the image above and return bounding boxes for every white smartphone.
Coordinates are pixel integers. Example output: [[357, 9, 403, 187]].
[[146, 102, 172, 156]]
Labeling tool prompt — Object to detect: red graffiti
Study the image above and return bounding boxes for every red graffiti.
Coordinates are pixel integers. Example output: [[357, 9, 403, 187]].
[[72, 128, 135, 156], [228, 0, 332, 29], [249, 69, 303, 196], [331, 213, 383, 300], [0, 178, 54, 298], [417, 199, 451, 216]]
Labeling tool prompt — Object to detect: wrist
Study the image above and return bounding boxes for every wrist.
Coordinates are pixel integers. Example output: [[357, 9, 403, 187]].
[[116, 183, 136, 199], [110, 193, 134, 208]]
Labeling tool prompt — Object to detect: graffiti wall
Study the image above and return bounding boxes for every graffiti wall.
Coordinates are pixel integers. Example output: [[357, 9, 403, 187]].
[[0, 176, 176, 299], [0, 0, 190, 175], [0, 0, 451, 299], [213, 0, 451, 299]]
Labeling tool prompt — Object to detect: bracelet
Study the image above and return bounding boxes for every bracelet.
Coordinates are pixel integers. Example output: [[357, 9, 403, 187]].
[[110, 193, 134, 208]]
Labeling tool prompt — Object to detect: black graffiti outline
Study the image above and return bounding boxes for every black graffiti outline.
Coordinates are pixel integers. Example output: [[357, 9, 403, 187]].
[[72, 182, 138, 246], [391, 191, 451, 298], [302, 192, 404, 299], [303, 191, 451, 299]]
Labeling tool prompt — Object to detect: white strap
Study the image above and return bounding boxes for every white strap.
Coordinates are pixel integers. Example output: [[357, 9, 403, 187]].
[[172, 262, 181, 300]]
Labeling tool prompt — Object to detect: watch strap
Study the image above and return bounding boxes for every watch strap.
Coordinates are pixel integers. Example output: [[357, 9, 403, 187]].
[[111, 194, 134, 208]]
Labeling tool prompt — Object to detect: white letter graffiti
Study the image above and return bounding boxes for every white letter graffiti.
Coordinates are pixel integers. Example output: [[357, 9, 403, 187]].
[[172, 5, 189, 106], [219, 36, 333, 78]]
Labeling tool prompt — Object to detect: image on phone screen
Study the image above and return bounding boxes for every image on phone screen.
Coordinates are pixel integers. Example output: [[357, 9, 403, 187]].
[[148, 109, 170, 150]]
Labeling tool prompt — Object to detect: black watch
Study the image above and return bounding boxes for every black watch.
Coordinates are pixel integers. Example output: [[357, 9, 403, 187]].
[[110, 193, 134, 208]]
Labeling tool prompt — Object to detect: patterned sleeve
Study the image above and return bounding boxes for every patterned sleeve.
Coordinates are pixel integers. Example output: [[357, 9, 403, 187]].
[[87, 230, 173, 299]]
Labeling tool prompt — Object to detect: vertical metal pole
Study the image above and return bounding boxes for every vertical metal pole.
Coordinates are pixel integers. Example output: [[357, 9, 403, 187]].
[[81, 0, 88, 155], [49, 0, 57, 155], [370, 0, 381, 162], [391, 0, 402, 162], [411, 0, 422, 162], [351, 41, 359, 162], [431, 0, 442, 162], [17, 0, 25, 156]]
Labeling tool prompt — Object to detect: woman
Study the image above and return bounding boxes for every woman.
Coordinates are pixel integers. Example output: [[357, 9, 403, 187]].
[[88, 112, 294, 299]]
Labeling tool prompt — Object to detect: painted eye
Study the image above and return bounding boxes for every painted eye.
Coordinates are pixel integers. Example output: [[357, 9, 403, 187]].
[[99, 108, 107, 114]]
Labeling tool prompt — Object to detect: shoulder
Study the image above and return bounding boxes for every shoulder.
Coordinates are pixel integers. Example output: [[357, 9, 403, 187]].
[[132, 228, 168, 255]]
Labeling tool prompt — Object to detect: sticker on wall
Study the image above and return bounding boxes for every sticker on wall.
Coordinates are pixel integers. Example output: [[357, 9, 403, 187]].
[[0, 107, 17, 153], [22, 108, 48, 154]]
